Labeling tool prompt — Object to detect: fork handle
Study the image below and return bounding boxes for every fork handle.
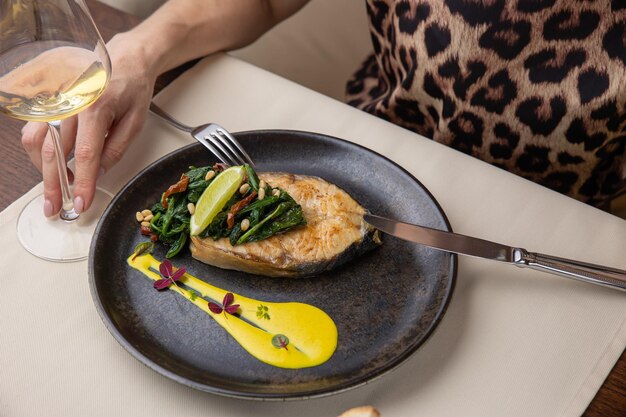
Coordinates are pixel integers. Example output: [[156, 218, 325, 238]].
[[149, 102, 193, 133], [515, 249, 626, 292]]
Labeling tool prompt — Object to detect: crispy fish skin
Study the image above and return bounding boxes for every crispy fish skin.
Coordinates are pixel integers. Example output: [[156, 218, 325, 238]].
[[189, 173, 381, 277]]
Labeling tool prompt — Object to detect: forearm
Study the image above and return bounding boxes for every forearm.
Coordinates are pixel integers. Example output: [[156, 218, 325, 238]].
[[115, 0, 309, 77]]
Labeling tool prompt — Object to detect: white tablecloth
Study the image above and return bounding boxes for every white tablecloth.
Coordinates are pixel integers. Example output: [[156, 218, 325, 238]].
[[1, 54, 625, 417]]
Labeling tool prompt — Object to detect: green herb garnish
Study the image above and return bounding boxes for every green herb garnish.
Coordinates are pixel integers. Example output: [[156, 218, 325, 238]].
[[256, 304, 270, 320], [132, 241, 154, 260], [272, 334, 289, 350]]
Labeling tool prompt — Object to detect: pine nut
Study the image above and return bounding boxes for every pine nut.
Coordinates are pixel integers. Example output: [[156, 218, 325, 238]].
[[205, 170, 216, 181], [258, 187, 266, 200], [141, 221, 150, 227], [239, 183, 250, 194], [144, 214, 154, 221], [136, 212, 144, 222], [272, 188, 280, 197], [187, 202, 196, 214], [259, 180, 266, 189], [241, 218, 250, 231], [141, 209, 152, 217]]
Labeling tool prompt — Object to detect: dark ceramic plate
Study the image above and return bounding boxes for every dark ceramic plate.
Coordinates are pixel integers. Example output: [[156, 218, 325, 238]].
[[89, 130, 456, 400]]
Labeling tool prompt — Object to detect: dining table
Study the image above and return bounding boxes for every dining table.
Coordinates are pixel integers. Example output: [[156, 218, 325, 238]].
[[0, 1, 625, 416]]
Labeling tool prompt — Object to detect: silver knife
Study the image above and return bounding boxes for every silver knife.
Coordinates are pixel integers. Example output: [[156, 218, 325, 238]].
[[364, 214, 626, 292]]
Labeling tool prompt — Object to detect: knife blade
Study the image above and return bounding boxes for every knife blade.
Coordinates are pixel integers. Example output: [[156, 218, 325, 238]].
[[364, 213, 626, 292], [364, 214, 518, 263]]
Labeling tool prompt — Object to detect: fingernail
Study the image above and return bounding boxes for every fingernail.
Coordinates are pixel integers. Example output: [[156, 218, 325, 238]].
[[74, 196, 84, 214], [98, 166, 106, 179], [44, 199, 54, 217]]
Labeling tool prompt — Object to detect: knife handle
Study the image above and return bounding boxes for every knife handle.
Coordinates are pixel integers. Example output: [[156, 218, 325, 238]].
[[514, 249, 626, 292]]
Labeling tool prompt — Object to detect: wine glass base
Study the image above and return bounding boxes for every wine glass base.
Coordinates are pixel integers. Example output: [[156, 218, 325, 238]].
[[16, 187, 114, 262], [60, 207, 80, 221]]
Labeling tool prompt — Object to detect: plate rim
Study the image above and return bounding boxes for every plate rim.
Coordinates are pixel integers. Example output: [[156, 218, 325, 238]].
[[88, 129, 457, 400]]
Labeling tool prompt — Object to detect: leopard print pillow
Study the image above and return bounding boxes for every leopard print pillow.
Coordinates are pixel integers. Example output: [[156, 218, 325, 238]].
[[346, 0, 626, 207]]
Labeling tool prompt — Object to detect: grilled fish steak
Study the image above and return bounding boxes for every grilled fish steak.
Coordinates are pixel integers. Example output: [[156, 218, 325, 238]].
[[189, 173, 381, 277]]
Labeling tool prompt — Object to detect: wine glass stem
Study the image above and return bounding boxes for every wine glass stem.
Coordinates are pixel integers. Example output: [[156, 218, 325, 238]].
[[48, 122, 79, 222]]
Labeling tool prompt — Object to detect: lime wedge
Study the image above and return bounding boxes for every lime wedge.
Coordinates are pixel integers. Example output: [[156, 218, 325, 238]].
[[190, 165, 245, 236]]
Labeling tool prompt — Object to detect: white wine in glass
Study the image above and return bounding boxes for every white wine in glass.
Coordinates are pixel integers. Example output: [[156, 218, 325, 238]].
[[0, 0, 113, 262]]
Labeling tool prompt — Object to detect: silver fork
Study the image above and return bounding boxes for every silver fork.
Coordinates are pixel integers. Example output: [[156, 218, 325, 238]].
[[149, 102, 256, 168]]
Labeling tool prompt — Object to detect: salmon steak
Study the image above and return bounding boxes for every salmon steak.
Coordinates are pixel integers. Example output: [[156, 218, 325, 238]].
[[189, 172, 382, 277]]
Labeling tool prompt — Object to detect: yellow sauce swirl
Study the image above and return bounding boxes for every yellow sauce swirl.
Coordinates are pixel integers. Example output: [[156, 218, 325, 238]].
[[128, 254, 337, 369]]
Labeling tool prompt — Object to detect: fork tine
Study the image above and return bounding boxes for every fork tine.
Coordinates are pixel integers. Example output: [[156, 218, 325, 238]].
[[214, 126, 256, 168], [196, 135, 233, 167], [203, 135, 239, 166], [209, 132, 246, 166]]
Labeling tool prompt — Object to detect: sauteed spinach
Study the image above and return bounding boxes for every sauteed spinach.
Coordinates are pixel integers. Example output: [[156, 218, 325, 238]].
[[142, 164, 306, 258]]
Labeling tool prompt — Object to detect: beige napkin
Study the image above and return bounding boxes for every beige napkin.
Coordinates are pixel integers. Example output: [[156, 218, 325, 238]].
[[1, 54, 625, 417]]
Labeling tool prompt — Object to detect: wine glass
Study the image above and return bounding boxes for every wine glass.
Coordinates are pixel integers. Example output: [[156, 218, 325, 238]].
[[0, 0, 113, 262]]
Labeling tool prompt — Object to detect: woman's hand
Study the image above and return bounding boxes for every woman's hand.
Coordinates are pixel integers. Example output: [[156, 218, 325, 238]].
[[19, 0, 310, 217], [20, 33, 158, 216]]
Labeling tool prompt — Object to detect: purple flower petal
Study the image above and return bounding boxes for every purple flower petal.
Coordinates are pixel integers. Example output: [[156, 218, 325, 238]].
[[159, 260, 173, 277], [208, 302, 223, 314], [171, 267, 186, 282], [222, 292, 234, 307], [153, 279, 172, 290], [225, 304, 240, 315]]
